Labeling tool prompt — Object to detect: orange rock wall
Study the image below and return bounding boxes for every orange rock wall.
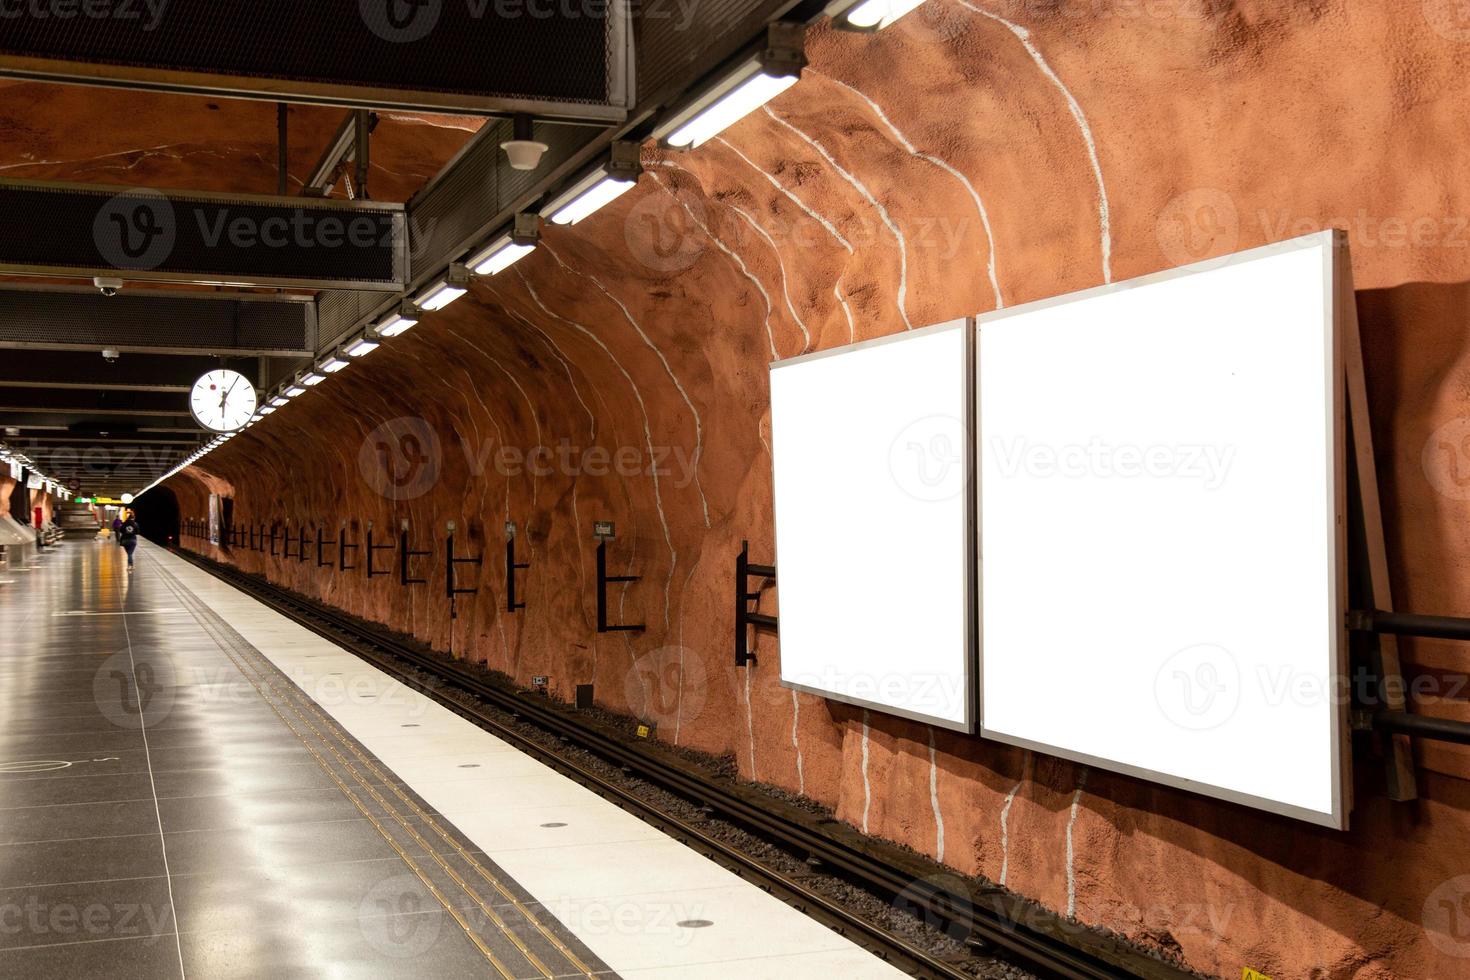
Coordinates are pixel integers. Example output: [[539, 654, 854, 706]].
[[165, 4, 1470, 977]]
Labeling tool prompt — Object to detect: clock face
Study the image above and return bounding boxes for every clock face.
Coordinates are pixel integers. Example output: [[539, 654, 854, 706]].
[[189, 369, 257, 433]]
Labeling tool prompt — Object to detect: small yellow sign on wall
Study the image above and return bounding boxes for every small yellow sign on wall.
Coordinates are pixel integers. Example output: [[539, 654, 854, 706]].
[[1243, 968, 1273, 980]]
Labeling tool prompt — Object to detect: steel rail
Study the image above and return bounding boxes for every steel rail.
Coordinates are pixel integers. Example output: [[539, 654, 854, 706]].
[[171, 547, 1190, 980]]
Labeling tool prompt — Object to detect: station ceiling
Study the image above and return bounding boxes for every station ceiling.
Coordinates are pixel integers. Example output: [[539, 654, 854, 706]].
[[0, 0, 810, 497]]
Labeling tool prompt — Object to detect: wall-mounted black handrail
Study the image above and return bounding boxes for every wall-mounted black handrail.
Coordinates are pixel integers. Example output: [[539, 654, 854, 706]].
[[446, 521, 482, 621], [1350, 609, 1470, 642], [1373, 710, 1470, 746], [507, 533, 529, 613], [596, 539, 644, 633], [400, 522, 430, 586], [366, 522, 393, 578], [340, 523, 358, 571], [316, 526, 337, 568], [736, 539, 778, 667]]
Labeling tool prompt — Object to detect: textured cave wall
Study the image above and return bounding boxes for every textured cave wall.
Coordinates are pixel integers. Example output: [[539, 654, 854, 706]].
[[0, 81, 477, 200], [162, 4, 1470, 977]]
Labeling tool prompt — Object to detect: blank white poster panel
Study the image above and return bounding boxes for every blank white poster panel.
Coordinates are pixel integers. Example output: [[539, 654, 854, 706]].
[[772, 319, 973, 731], [978, 231, 1346, 827]]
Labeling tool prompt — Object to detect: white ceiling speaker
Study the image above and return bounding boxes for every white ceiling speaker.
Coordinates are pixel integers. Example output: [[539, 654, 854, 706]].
[[500, 114, 548, 172]]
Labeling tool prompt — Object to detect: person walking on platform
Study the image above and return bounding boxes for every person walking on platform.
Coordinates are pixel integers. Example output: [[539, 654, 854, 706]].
[[117, 510, 139, 571]]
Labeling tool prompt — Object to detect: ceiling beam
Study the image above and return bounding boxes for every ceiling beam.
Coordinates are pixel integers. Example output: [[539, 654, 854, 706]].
[[0, 284, 314, 357], [0, 179, 405, 291]]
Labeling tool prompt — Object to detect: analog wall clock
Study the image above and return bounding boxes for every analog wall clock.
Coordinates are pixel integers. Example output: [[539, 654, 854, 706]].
[[189, 369, 257, 433]]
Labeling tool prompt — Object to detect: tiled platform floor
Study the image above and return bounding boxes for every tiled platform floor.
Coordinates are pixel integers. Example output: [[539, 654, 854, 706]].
[[0, 539, 906, 979]]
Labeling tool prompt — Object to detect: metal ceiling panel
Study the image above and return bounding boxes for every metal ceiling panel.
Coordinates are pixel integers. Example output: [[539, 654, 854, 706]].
[[0, 179, 405, 290], [0, 0, 627, 119], [0, 286, 315, 356]]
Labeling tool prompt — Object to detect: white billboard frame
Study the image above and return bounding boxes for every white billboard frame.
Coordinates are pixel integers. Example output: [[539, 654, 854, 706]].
[[974, 230, 1350, 829], [770, 317, 977, 733]]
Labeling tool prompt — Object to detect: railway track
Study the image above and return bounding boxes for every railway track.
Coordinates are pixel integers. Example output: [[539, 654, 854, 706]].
[[172, 547, 1195, 980]]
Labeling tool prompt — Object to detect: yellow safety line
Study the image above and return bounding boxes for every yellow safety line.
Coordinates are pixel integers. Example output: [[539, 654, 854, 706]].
[[161, 578, 519, 979], [306, 704, 601, 979]]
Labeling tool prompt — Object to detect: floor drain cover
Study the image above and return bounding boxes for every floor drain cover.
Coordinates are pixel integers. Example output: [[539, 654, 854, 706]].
[[539, 822, 568, 828], [677, 920, 714, 929]]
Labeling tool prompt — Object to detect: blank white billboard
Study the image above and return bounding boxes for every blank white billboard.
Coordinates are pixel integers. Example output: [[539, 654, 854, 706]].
[[977, 231, 1348, 827], [771, 319, 973, 731]]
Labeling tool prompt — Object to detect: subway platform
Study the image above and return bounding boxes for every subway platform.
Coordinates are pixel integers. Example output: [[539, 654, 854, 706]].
[[0, 538, 905, 979]]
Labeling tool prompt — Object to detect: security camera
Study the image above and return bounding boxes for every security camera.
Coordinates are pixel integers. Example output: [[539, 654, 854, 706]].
[[93, 276, 124, 297], [101, 348, 120, 363]]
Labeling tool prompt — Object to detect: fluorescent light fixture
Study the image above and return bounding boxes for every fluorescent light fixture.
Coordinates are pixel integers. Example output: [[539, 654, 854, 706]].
[[654, 24, 806, 149], [544, 173, 636, 226], [833, 0, 925, 29], [667, 73, 798, 148], [469, 214, 540, 276], [270, 395, 288, 408], [377, 301, 421, 337], [285, 382, 306, 397], [301, 370, 326, 386], [415, 264, 471, 311], [320, 352, 350, 373], [542, 142, 642, 226], [345, 335, 380, 357], [259, 406, 276, 415]]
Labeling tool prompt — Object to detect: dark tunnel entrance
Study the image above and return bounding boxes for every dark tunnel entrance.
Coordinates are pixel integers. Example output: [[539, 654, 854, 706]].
[[133, 486, 180, 548]]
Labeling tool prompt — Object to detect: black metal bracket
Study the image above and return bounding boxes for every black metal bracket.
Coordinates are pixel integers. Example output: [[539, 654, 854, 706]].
[[339, 523, 359, 571], [446, 522, 483, 621], [298, 525, 310, 564], [253, 522, 264, 552], [366, 523, 394, 578], [736, 539, 778, 667], [316, 526, 337, 568], [268, 523, 280, 558], [283, 523, 299, 560], [506, 533, 529, 612], [596, 539, 644, 633], [400, 523, 430, 586]]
